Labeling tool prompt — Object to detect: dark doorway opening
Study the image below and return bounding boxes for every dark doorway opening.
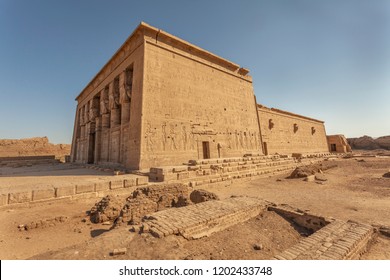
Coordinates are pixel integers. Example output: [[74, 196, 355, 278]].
[[88, 133, 96, 164], [330, 144, 337, 152], [202, 141, 210, 159]]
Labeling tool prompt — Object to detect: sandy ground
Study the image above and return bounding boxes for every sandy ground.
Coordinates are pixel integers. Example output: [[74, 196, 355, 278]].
[[0, 155, 389, 260]]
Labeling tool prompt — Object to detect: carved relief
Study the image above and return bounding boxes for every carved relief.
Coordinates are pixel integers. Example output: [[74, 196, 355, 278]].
[[168, 124, 178, 150], [189, 128, 196, 150], [145, 122, 155, 152], [109, 82, 119, 110], [249, 131, 254, 149], [88, 99, 99, 121], [125, 67, 133, 100], [181, 125, 188, 150], [119, 72, 129, 104], [234, 130, 239, 150], [162, 122, 167, 151], [239, 131, 244, 149], [100, 88, 109, 114], [79, 107, 85, 125], [226, 129, 232, 149]]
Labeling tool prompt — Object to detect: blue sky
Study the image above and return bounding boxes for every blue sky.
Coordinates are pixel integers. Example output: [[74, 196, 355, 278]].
[[0, 0, 389, 144]]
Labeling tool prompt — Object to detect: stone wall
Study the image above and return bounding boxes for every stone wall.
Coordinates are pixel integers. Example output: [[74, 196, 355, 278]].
[[70, 26, 145, 170], [139, 29, 262, 169], [258, 105, 329, 155], [0, 175, 148, 208]]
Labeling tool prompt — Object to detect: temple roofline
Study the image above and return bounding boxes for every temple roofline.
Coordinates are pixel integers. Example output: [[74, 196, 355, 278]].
[[76, 22, 249, 101], [257, 104, 324, 123]]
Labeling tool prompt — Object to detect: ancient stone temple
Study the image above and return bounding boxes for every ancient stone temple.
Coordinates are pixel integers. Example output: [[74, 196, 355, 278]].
[[70, 22, 330, 170]]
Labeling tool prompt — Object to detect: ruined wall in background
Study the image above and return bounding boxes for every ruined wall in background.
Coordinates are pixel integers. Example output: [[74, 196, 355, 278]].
[[258, 105, 329, 155], [327, 135, 352, 153]]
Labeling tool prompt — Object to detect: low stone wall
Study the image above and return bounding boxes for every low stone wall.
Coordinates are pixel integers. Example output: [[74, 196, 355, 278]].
[[0, 155, 60, 167], [0, 175, 149, 208], [149, 153, 333, 186], [274, 220, 374, 260]]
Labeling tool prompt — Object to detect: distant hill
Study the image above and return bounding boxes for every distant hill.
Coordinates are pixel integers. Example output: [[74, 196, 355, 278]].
[[347, 135, 390, 150], [0, 137, 71, 158]]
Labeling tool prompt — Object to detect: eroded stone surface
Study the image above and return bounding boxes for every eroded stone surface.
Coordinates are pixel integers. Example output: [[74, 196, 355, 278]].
[[143, 196, 267, 239]]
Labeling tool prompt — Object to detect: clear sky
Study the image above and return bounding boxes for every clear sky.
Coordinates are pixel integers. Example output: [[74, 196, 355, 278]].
[[0, 0, 389, 144]]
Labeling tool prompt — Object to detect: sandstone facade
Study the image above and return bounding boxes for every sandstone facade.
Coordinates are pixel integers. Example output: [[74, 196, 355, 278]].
[[257, 105, 329, 155], [71, 22, 331, 171]]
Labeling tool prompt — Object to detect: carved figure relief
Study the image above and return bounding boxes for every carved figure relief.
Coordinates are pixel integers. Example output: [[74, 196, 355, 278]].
[[249, 131, 254, 149], [162, 122, 167, 151], [168, 124, 178, 150], [88, 99, 99, 121], [239, 131, 244, 149], [125, 67, 133, 100], [109, 83, 120, 110], [234, 130, 239, 150], [226, 129, 232, 149], [144, 122, 155, 152], [181, 126, 188, 150], [79, 107, 85, 125], [189, 129, 196, 150], [100, 89, 109, 114], [119, 72, 129, 104]]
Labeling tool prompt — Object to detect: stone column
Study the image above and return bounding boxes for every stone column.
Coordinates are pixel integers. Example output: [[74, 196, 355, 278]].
[[119, 71, 131, 123], [94, 116, 102, 164]]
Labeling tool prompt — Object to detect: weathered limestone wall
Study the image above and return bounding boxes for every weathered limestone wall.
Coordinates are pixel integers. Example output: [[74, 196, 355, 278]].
[[139, 32, 262, 169], [258, 105, 329, 155], [327, 134, 352, 153], [71, 29, 145, 170]]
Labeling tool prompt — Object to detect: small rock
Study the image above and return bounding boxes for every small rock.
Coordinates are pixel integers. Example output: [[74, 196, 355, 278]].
[[26, 237, 30, 240], [304, 175, 315, 182], [253, 244, 263, 250], [102, 221, 111, 225], [111, 248, 127, 256], [141, 224, 150, 233], [81, 218, 87, 223], [315, 174, 327, 181], [276, 179, 282, 182]]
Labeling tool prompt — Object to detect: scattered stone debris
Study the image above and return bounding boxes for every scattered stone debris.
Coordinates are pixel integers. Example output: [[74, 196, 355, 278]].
[[288, 162, 337, 179], [115, 183, 191, 226], [190, 189, 219, 204], [90, 195, 123, 224]]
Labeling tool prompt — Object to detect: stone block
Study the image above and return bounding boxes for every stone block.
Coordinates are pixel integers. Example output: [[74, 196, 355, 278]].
[[32, 189, 55, 201], [0, 194, 8, 206], [55, 186, 75, 197], [136, 176, 148, 186], [8, 192, 32, 204], [177, 172, 190, 180], [95, 182, 110, 191], [110, 180, 124, 189], [76, 184, 95, 194], [173, 166, 188, 173], [124, 178, 136, 188]]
